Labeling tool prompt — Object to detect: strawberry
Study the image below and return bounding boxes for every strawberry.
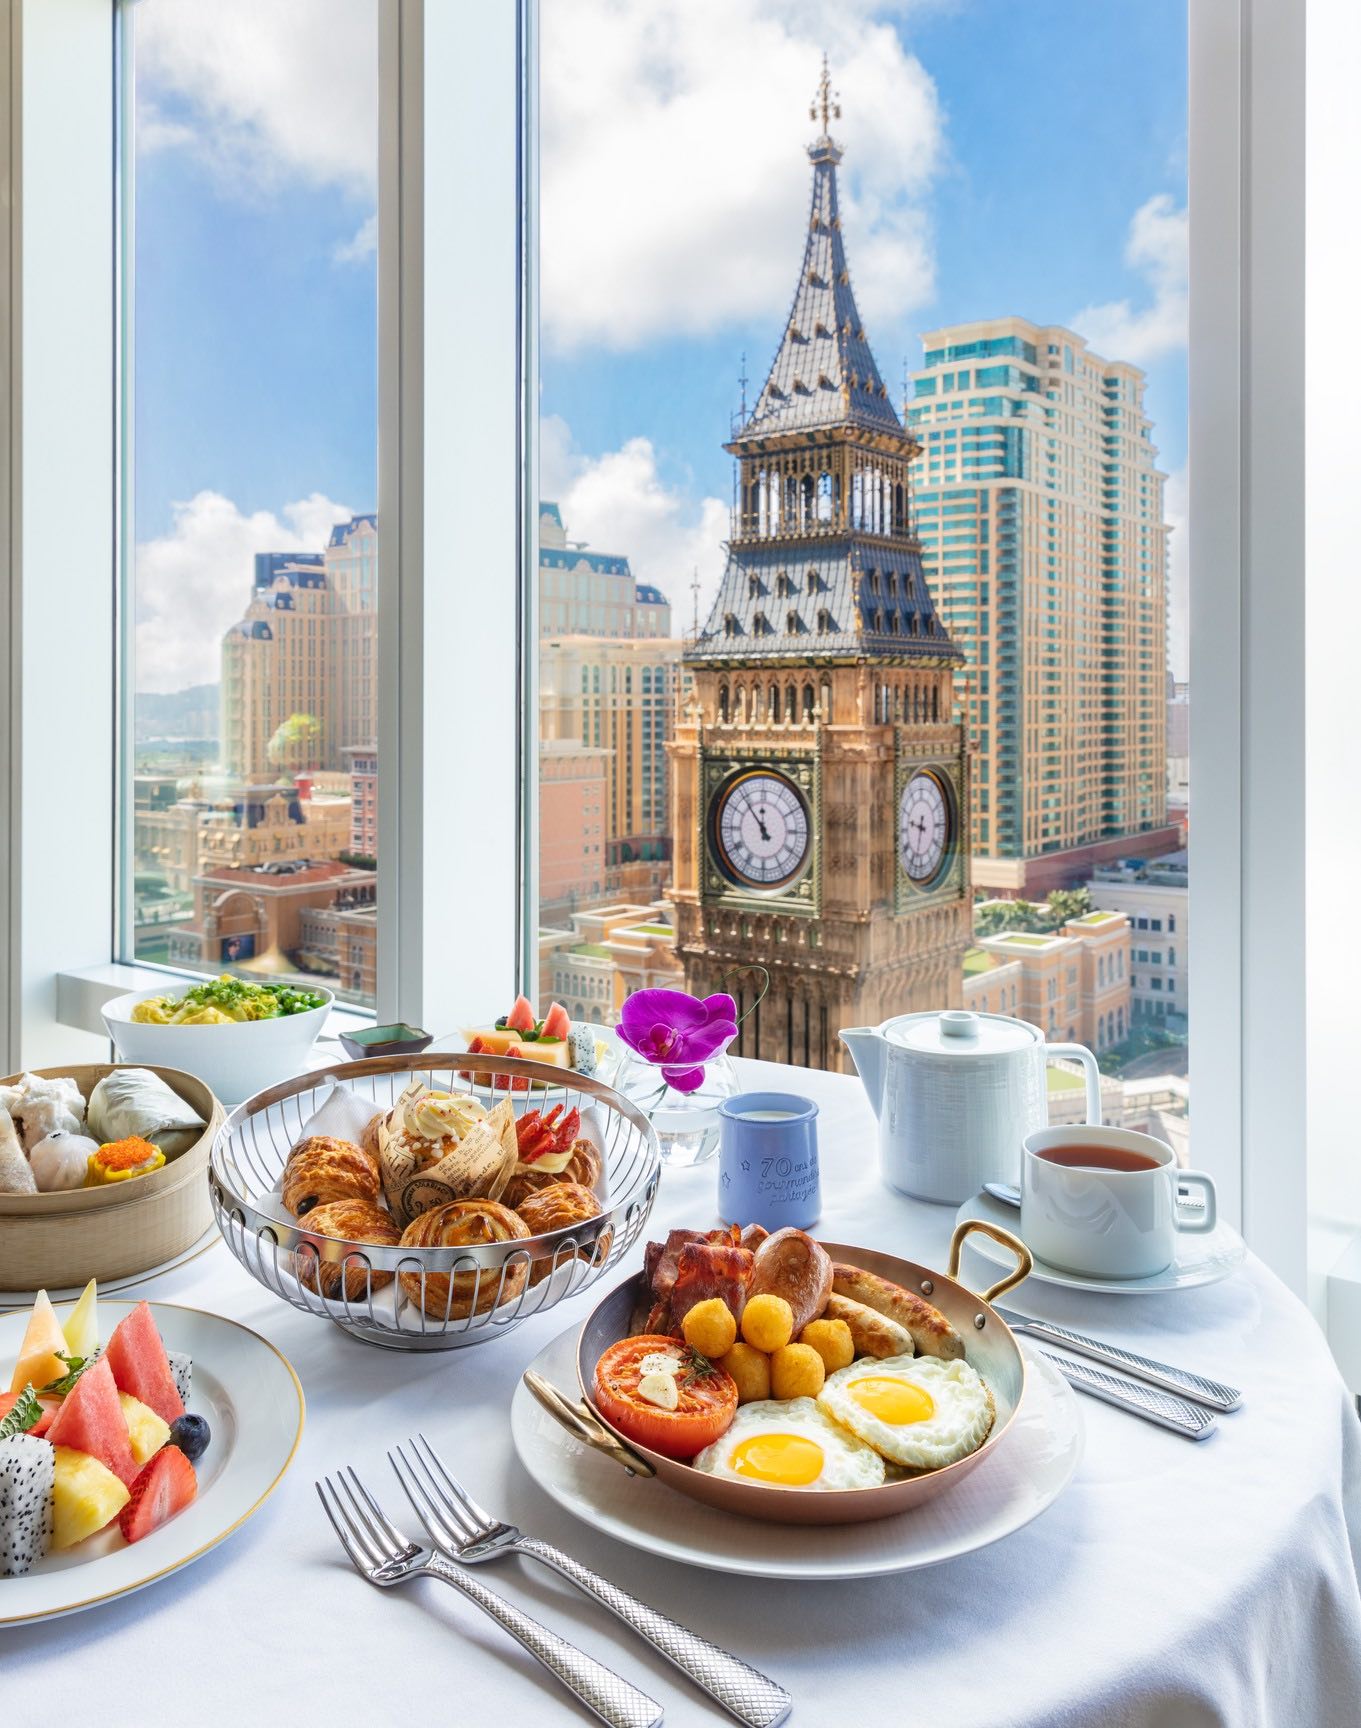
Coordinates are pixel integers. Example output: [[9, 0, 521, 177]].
[[118, 1445, 198, 1543], [498, 1044, 530, 1092]]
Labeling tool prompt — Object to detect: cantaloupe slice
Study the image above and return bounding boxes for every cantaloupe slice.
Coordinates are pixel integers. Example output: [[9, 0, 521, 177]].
[[62, 1279, 99, 1360], [9, 1290, 69, 1395]]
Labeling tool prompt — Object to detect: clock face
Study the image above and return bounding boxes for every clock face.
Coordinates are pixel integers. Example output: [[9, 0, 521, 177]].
[[711, 769, 812, 890], [899, 770, 951, 883]]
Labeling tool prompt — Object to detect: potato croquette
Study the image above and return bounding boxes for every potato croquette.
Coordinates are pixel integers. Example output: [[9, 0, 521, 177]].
[[681, 1296, 738, 1359], [741, 1292, 794, 1352], [799, 1316, 855, 1373], [717, 1341, 771, 1404], [770, 1341, 826, 1400]]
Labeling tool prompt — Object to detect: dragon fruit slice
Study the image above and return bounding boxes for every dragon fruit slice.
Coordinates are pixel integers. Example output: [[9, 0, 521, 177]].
[[167, 1351, 192, 1407], [568, 1024, 598, 1077], [0, 1434, 54, 1577]]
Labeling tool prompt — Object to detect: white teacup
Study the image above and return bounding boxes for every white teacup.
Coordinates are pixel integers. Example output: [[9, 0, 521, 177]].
[[1020, 1125, 1217, 1279]]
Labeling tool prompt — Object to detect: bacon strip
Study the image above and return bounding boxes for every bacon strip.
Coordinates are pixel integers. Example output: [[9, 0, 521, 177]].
[[670, 1242, 754, 1327]]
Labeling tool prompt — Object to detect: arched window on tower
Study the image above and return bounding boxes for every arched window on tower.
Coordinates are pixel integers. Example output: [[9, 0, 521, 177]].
[[803, 682, 816, 721], [786, 682, 796, 721], [932, 686, 940, 721], [817, 471, 833, 523], [723, 612, 739, 638], [816, 607, 832, 633], [718, 683, 729, 722], [769, 683, 780, 721], [807, 567, 820, 594], [894, 482, 906, 532], [786, 609, 801, 634], [801, 472, 814, 527]]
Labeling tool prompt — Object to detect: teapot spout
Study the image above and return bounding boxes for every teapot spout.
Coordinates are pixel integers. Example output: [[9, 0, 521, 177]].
[[838, 1025, 886, 1118]]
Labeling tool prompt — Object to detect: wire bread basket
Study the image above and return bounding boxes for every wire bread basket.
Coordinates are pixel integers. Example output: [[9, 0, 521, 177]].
[[209, 1053, 661, 1350]]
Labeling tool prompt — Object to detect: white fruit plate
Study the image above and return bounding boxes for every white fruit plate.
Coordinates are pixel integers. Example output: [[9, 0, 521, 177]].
[[0, 1300, 303, 1624]]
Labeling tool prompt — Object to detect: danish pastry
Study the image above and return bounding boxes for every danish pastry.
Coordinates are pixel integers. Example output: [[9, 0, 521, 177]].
[[501, 1138, 603, 1211], [358, 1111, 384, 1161], [294, 1199, 400, 1301], [397, 1199, 531, 1319], [514, 1181, 611, 1285], [282, 1135, 380, 1217]]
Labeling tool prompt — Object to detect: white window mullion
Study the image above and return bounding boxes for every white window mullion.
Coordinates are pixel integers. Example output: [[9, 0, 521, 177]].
[[378, 0, 527, 1036]]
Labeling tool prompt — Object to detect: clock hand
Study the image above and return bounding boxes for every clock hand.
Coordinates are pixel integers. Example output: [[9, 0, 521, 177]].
[[754, 805, 772, 842]]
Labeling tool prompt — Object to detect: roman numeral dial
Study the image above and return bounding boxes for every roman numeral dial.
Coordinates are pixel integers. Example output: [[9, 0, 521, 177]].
[[899, 769, 951, 883], [710, 768, 811, 890]]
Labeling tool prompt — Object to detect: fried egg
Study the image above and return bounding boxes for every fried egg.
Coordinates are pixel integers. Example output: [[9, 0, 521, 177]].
[[691, 1398, 886, 1492], [817, 1353, 995, 1470]]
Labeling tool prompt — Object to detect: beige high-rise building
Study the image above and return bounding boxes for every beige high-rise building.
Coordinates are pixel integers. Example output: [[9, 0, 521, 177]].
[[909, 319, 1177, 897], [221, 515, 377, 781], [540, 635, 688, 904]]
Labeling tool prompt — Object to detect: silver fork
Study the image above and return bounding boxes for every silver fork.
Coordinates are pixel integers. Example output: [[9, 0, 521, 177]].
[[389, 1434, 792, 1728], [316, 1468, 663, 1728]]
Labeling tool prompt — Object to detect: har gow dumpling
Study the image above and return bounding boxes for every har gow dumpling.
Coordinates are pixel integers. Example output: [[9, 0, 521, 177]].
[[13, 1077, 85, 1149], [29, 1132, 99, 1192], [0, 1108, 35, 1195], [87, 1068, 207, 1158]]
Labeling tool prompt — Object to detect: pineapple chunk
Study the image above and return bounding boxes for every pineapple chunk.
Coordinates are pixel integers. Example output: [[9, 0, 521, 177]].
[[119, 1392, 170, 1465], [51, 1446, 129, 1549], [62, 1279, 99, 1360]]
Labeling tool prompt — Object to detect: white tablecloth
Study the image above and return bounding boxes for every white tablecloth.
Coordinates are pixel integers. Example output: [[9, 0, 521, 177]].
[[6, 1061, 1361, 1727]]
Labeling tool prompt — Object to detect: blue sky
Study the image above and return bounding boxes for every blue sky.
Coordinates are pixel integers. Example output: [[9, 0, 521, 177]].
[[132, 0, 1187, 690]]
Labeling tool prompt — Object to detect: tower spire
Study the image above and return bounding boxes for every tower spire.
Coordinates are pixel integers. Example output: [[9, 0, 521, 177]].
[[810, 52, 841, 138]]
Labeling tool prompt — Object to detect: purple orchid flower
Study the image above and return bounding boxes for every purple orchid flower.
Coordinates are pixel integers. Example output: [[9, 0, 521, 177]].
[[617, 988, 738, 1094]]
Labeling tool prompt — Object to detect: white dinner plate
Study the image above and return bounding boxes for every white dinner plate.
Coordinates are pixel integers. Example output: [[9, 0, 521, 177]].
[[509, 1321, 1084, 1580], [0, 1227, 223, 1311], [0, 1300, 304, 1624], [955, 1190, 1247, 1295]]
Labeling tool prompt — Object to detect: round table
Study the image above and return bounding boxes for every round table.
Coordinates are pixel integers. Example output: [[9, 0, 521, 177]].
[[5, 1061, 1360, 1727]]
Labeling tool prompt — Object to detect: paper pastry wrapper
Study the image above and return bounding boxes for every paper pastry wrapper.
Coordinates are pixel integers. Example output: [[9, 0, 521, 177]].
[[378, 1083, 518, 1228]]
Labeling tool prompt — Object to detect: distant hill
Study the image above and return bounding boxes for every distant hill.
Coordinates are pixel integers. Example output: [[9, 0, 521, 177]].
[[136, 684, 219, 742]]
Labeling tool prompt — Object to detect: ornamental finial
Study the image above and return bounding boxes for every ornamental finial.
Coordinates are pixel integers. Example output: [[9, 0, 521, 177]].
[[810, 53, 841, 135]]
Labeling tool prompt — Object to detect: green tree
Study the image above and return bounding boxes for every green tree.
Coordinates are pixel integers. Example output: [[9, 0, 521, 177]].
[[1046, 887, 1092, 927]]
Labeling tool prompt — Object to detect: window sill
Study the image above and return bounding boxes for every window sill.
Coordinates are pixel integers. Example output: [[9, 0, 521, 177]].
[[56, 964, 376, 1043]]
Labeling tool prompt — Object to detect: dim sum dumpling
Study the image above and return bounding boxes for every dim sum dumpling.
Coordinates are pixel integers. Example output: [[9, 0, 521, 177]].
[[14, 1088, 85, 1150], [29, 1132, 99, 1193], [0, 1108, 35, 1195], [87, 1068, 207, 1158]]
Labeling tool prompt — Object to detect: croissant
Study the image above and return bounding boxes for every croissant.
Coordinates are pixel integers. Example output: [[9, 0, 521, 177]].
[[398, 1199, 531, 1319], [515, 1181, 611, 1286], [282, 1135, 380, 1217], [501, 1139, 603, 1211], [294, 1199, 400, 1301]]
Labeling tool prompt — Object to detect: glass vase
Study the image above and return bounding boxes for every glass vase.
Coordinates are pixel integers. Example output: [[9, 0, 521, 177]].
[[615, 1050, 740, 1167]]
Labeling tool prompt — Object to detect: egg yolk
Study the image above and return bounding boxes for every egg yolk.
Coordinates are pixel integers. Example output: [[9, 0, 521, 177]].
[[729, 1433, 825, 1486], [848, 1376, 936, 1425]]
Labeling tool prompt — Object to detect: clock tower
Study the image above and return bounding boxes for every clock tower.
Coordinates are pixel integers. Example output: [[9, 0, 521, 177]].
[[670, 64, 972, 1071]]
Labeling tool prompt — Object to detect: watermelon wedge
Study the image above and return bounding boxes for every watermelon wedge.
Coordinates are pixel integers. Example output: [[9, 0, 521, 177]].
[[541, 1001, 571, 1041], [44, 1358, 139, 1487], [103, 1303, 184, 1426], [0, 1392, 58, 1438], [505, 994, 536, 1033]]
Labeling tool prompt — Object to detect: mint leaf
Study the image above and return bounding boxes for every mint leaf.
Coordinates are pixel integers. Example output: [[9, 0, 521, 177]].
[[0, 1384, 43, 1439], [39, 1352, 89, 1397]]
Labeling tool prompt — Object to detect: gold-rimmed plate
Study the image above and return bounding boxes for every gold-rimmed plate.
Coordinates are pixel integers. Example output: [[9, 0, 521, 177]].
[[0, 1300, 304, 1624]]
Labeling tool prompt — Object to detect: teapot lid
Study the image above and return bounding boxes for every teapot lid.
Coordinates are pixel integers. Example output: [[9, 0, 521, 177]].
[[883, 1009, 1041, 1056]]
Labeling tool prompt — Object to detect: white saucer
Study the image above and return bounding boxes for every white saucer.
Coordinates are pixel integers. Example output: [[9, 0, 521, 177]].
[[955, 1190, 1246, 1295], [509, 1320, 1084, 1580]]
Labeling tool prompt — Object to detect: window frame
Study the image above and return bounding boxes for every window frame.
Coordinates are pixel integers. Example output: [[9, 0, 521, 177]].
[[0, 1, 1312, 1289]]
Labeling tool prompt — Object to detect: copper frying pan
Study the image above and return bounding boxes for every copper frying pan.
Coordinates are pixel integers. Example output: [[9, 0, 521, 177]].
[[525, 1218, 1033, 1527]]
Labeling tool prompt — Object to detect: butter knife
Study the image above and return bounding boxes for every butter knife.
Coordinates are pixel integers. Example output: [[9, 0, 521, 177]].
[[1040, 1350, 1219, 1440], [996, 1306, 1242, 1412]]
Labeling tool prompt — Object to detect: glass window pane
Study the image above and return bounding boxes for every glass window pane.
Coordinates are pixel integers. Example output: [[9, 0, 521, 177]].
[[536, 4, 1188, 1137], [122, 0, 379, 1008]]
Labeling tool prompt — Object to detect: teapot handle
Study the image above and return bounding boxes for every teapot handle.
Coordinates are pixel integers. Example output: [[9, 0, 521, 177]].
[[1045, 1042, 1102, 1126]]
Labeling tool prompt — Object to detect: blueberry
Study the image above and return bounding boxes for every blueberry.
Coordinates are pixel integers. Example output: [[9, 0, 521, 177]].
[[169, 1413, 211, 1463]]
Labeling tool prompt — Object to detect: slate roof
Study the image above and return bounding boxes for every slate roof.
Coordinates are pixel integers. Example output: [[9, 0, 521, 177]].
[[328, 513, 377, 548], [540, 546, 631, 577], [635, 583, 669, 606], [688, 540, 960, 665], [733, 134, 903, 445]]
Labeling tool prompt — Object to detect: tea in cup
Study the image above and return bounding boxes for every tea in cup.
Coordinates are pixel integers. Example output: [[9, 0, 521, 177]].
[[1019, 1125, 1216, 1279]]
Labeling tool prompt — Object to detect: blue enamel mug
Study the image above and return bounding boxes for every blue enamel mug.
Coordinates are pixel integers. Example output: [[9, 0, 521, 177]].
[[716, 1092, 821, 1231]]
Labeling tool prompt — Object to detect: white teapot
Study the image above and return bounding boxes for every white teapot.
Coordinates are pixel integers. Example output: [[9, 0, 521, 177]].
[[839, 1009, 1102, 1205]]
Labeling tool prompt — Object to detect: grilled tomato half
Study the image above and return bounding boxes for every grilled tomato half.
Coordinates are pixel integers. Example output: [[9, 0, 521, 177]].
[[592, 1335, 738, 1460]]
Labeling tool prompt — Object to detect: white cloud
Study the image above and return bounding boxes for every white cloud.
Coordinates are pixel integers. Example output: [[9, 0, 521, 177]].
[[134, 0, 377, 195], [332, 213, 377, 266], [1165, 462, 1189, 683], [1072, 193, 1188, 365], [135, 490, 356, 693], [540, 1, 944, 351], [541, 416, 730, 629]]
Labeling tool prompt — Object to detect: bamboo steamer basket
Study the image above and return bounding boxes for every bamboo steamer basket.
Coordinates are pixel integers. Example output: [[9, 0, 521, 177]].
[[0, 1064, 224, 1290]]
